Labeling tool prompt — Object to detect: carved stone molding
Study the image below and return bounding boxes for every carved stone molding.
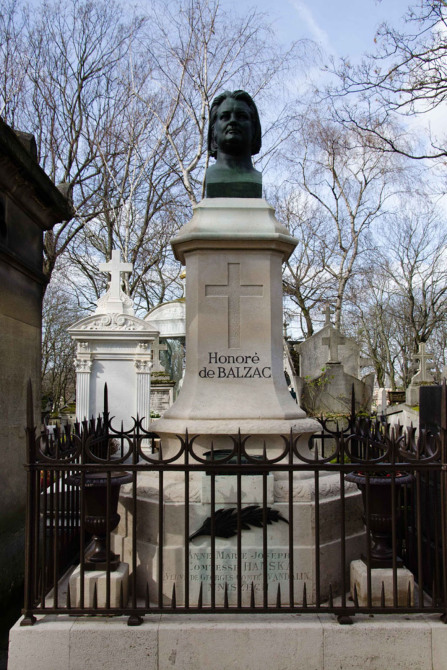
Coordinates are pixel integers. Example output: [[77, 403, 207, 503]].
[[80, 313, 140, 331], [135, 360, 153, 373], [74, 358, 92, 373], [96, 289, 134, 316]]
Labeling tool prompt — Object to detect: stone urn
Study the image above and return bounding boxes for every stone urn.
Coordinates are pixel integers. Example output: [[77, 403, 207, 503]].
[[69, 471, 132, 571], [346, 471, 413, 568]]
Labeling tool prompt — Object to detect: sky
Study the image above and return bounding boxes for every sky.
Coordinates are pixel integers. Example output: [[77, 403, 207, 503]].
[[227, 0, 413, 61]]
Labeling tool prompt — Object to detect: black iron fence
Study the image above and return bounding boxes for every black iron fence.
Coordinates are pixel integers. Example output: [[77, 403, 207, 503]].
[[21, 381, 447, 626]]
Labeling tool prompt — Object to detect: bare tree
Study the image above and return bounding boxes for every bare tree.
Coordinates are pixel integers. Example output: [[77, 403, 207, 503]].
[[346, 200, 447, 388], [279, 105, 404, 333], [275, 189, 335, 338], [346, 270, 401, 389], [41, 283, 87, 410], [332, 1, 447, 162], [64, 65, 188, 312], [381, 205, 447, 349], [0, 0, 30, 125], [0, 0, 148, 288], [2, 0, 312, 312]]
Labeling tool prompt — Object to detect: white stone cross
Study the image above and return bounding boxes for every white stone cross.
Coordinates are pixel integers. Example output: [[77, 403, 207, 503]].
[[152, 336, 168, 373], [323, 304, 332, 327], [411, 342, 435, 384], [205, 263, 263, 349], [322, 328, 346, 363], [99, 249, 133, 301]]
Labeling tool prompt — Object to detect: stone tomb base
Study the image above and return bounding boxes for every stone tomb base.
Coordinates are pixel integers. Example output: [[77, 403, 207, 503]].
[[350, 559, 414, 607], [112, 470, 365, 607], [9, 612, 447, 670], [68, 562, 129, 608]]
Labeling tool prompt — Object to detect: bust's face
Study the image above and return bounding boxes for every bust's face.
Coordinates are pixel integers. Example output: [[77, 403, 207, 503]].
[[213, 98, 253, 156]]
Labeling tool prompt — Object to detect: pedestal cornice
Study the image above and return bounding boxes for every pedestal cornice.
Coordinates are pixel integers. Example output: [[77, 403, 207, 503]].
[[171, 198, 297, 264]]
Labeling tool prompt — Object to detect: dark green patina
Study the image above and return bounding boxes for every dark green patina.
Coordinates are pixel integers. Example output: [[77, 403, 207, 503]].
[[206, 90, 262, 198]]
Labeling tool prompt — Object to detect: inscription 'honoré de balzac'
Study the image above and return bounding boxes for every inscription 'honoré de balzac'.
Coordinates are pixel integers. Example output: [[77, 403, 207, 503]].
[[199, 352, 271, 379]]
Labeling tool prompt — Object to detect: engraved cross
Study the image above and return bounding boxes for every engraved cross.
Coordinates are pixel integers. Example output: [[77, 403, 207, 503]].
[[152, 336, 168, 373], [205, 263, 263, 348], [322, 328, 346, 363], [411, 342, 434, 383]]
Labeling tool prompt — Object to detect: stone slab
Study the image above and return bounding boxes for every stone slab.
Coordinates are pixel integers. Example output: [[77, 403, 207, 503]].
[[8, 615, 73, 670], [69, 616, 159, 670], [431, 615, 447, 670], [8, 612, 447, 670], [350, 559, 414, 606], [322, 614, 433, 670], [158, 614, 322, 670], [69, 562, 129, 608]]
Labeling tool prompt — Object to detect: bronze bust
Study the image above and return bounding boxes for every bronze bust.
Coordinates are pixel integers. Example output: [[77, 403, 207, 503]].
[[206, 90, 262, 198]]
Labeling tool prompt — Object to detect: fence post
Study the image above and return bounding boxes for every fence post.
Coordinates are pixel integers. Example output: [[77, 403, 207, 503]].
[[21, 379, 37, 626]]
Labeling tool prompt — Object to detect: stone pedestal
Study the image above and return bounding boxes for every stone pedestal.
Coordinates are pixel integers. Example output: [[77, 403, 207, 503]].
[[68, 562, 129, 608], [350, 559, 414, 606], [10, 612, 447, 670], [150, 198, 319, 450]]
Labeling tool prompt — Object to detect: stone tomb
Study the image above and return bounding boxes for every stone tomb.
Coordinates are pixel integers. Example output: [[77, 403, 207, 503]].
[[113, 198, 364, 606], [297, 308, 374, 416], [0, 119, 73, 612], [114, 468, 364, 607], [68, 250, 159, 429]]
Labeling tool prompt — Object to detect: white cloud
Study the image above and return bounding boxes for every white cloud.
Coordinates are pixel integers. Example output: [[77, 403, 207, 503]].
[[290, 0, 334, 55]]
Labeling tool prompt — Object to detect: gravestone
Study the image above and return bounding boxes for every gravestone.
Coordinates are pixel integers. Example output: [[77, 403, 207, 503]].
[[386, 342, 435, 434], [297, 306, 374, 415], [406, 342, 435, 406], [68, 250, 159, 429], [0, 119, 72, 609], [298, 306, 361, 379]]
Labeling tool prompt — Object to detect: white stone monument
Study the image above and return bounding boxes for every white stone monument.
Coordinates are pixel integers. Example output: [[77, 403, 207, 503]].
[[114, 199, 364, 607], [68, 250, 159, 429], [151, 198, 317, 443]]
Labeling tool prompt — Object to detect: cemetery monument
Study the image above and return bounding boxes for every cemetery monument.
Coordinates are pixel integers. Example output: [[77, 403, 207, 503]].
[[386, 341, 436, 433], [297, 306, 374, 415], [69, 250, 159, 429], [115, 91, 364, 606]]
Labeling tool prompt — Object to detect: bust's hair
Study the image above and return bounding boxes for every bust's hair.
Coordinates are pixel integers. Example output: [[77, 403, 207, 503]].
[[207, 90, 262, 159]]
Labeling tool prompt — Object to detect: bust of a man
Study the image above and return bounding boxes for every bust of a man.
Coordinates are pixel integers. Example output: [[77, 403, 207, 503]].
[[206, 90, 262, 198]]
